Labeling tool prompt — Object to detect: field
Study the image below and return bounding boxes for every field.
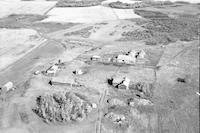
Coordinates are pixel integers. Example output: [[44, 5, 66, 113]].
[[42, 5, 141, 23], [0, 14, 77, 33], [0, 29, 46, 70], [154, 0, 200, 3], [0, 0, 199, 133], [0, 1, 56, 18]]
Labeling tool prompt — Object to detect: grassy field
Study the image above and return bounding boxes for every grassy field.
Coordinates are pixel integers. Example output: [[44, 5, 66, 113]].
[[0, 29, 46, 70], [0, 1, 56, 18], [0, 14, 76, 33]]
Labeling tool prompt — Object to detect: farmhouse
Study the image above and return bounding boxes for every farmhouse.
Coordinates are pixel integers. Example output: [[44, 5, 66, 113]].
[[1, 81, 15, 92], [46, 65, 59, 75], [116, 54, 136, 64]]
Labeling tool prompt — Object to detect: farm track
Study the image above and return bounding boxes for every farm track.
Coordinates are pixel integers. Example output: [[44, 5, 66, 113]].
[[96, 88, 107, 133]]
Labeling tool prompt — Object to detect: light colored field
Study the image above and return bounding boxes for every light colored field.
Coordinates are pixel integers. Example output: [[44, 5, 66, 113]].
[[0, 29, 46, 70], [154, 0, 200, 3], [102, 0, 142, 5], [0, 1, 56, 18], [103, 0, 200, 5], [42, 5, 141, 23]]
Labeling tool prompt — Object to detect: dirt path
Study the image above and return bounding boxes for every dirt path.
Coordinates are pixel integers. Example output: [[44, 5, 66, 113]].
[[95, 88, 107, 133]]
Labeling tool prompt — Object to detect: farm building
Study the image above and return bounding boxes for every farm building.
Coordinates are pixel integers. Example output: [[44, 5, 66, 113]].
[[46, 65, 59, 76], [0, 81, 15, 92]]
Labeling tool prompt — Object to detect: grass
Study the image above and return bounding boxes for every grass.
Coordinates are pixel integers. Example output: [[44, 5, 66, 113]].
[[32, 22, 76, 33], [108, 1, 146, 9], [0, 14, 76, 33], [0, 14, 47, 29], [64, 26, 93, 38]]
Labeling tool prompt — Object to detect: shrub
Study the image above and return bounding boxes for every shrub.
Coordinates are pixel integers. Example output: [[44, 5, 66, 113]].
[[120, 13, 199, 45], [33, 92, 93, 123], [108, 0, 173, 9], [55, 0, 101, 7]]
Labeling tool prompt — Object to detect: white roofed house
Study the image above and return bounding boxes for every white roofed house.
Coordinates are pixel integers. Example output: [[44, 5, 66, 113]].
[[46, 65, 59, 76], [116, 54, 136, 64], [0, 81, 15, 93]]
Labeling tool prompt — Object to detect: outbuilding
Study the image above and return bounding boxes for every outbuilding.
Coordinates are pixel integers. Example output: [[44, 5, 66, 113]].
[[116, 54, 136, 64], [46, 65, 59, 75], [1, 81, 15, 92]]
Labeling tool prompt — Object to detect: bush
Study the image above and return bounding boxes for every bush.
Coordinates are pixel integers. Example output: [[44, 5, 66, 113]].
[[64, 26, 93, 38], [108, 0, 173, 9], [144, 17, 199, 41], [120, 13, 199, 45], [33, 92, 93, 123], [119, 30, 152, 41], [108, 1, 148, 9], [55, 0, 101, 7]]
